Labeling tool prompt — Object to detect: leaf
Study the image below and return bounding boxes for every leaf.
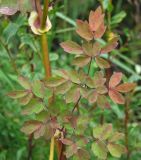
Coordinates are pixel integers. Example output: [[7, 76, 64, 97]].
[[82, 42, 101, 57], [88, 90, 98, 104], [111, 11, 127, 26], [61, 138, 73, 145], [34, 124, 46, 139], [7, 90, 28, 99], [0, 6, 18, 15], [22, 99, 44, 115], [108, 89, 125, 104], [76, 149, 90, 160], [115, 83, 136, 93], [101, 38, 118, 54], [65, 143, 78, 158], [18, 76, 31, 89], [35, 111, 49, 122], [96, 86, 108, 94], [65, 86, 80, 103], [85, 77, 95, 88], [107, 143, 126, 158], [93, 22, 106, 39], [45, 77, 67, 87], [95, 57, 110, 68], [56, 81, 72, 95], [32, 80, 45, 98], [97, 95, 110, 109], [91, 140, 107, 159], [49, 53, 59, 61], [3, 22, 19, 44], [80, 87, 91, 99], [93, 71, 106, 87], [0, 0, 33, 15], [54, 69, 69, 80], [89, 6, 104, 31], [19, 92, 33, 106], [82, 42, 93, 56], [21, 120, 42, 135], [72, 56, 91, 67], [109, 132, 124, 142], [78, 70, 87, 84], [76, 20, 93, 41], [109, 72, 123, 88], [92, 42, 102, 56], [68, 70, 81, 84], [60, 41, 83, 54], [93, 124, 113, 140]]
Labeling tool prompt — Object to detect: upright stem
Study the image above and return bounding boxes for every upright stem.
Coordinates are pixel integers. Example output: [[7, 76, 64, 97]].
[[49, 137, 55, 160], [40, 1, 66, 160], [40, 1, 54, 160], [41, 34, 51, 78], [41, 0, 49, 30], [124, 96, 130, 159]]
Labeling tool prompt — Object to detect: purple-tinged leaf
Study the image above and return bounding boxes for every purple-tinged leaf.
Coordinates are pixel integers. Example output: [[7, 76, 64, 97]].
[[101, 38, 118, 54], [61, 138, 73, 145], [34, 124, 46, 139], [0, 7, 18, 15], [56, 81, 72, 95], [89, 7, 104, 31], [65, 143, 78, 158], [21, 120, 42, 135], [94, 22, 106, 39], [95, 57, 110, 69], [68, 70, 81, 84], [65, 86, 80, 103], [115, 83, 136, 93], [88, 90, 98, 104], [72, 56, 91, 67], [45, 77, 67, 87], [97, 95, 110, 109], [76, 20, 93, 41], [60, 41, 83, 54], [108, 89, 125, 104], [109, 72, 122, 88], [76, 149, 90, 160], [93, 71, 106, 88], [96, 86, 108, 94]]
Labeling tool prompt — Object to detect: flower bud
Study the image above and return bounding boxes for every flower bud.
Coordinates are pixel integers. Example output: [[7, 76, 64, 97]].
[[28, 11, 52, 35]]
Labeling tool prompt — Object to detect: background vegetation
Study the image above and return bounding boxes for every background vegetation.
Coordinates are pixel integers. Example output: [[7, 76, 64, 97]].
[[0, 0, 141, 159]]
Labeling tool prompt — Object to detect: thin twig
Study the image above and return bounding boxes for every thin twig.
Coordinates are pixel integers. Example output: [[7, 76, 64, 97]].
[[72, 96, 81, 113]]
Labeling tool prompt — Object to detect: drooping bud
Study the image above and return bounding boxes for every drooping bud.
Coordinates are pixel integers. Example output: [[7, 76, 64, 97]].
[[28, 11, 52, 35]]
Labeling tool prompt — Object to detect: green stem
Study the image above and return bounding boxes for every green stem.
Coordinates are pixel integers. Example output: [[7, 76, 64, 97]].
[[41, 34, 51, 78], [41, 0, 49, 30], [40, 1, 66, 160], [49, 137, 55, 160]]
